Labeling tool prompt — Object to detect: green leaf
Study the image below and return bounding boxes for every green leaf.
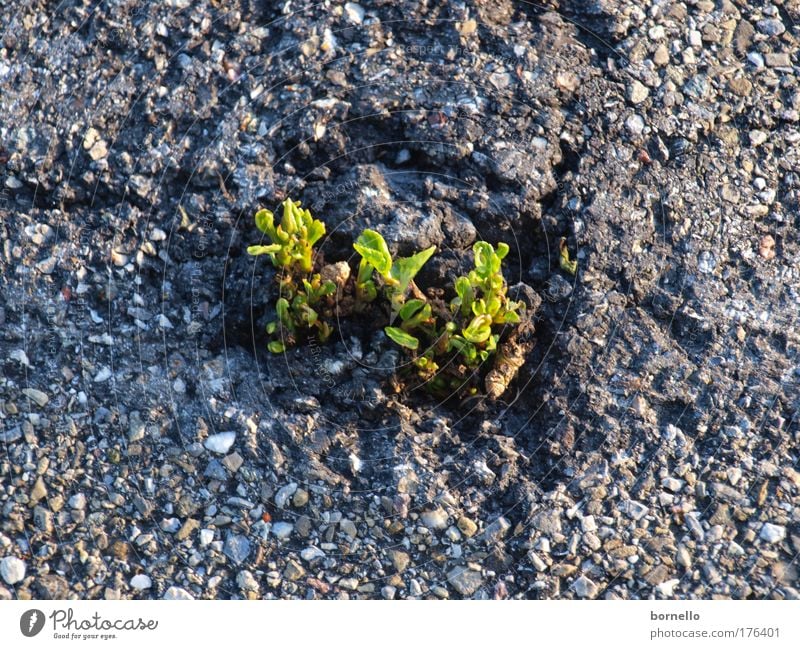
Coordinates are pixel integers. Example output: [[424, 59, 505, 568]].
[[559, 237, 578, 275], [496, 242, 510, 260], [280, 199, 297, 234], [276, 297, 291, 327], [268, 340, 286, 353], [354, 229, 393, 277], [398, 298, 426, 321], [463, 314, 493, 343], [266, 321, 277, 334], [503, 310, 521, 324], [247, 244, 281, 256], [385, 326, 419, 350], [391, 245, 436, 289], [306, 219, 326, 246], [254, 209, 275, 236]]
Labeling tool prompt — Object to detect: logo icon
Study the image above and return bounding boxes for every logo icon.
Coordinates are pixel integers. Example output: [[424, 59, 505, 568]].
[[20, 609, 45, 637]]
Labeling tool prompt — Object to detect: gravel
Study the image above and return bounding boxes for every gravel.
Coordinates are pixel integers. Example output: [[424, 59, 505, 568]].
[[1, 0, 798, 602]]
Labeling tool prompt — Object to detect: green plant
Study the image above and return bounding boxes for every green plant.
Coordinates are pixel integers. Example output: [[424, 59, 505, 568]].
[[248, 198, 336, 352], [559, 237, 577, 275], [353, 229, 436, 318], [382, 240, 527, 398]]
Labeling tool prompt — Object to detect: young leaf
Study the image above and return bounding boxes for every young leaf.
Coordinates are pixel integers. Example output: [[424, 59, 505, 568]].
[[254, 209, 275, 235], [385, 326, 420, 350], [247, 244, 282, 256], [354, 229, 393, 277], [559, 237, 577, 275], [391, 245, 436, 289], [398, 298, 426, 321], [463, 314, 493, 343], [268, 340, 286, 353]]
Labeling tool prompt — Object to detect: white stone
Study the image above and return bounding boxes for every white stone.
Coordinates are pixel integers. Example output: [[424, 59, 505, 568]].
[[759, 523, 786, 544], [628, 80, 649, 104], [656, 579, 680, 597], [199, 529, 215, 546], [274, 483, 298, 509], [130, 574, 152, 590], [204, 431, 236, 454], [68, 494, 87, 510], [93, 367, 112, 382], [572, 575, 598, 598], [300, 546, 325, 562], [420, 508, 448, 530], [344, 2, 364, 24], [0, 557, 26, 584], [163, 586, 194, 600], [272, 522, 294, 539]]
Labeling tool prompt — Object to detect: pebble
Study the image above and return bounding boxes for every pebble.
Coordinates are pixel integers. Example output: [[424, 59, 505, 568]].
[[420, 508, 448, 530], [272, 522, 293, 539], [381, 586, 396, 599], [457, 516, 478, 538], [204, 431, 236, 454], [622, 500, 648, 520], [759, 523, 786, 544], [30, 477, 48, 504], [93, 367, 112, 382], [344, 2, 364, 24], [224, 534, 251, 564], [628, 80, 649, 104], [274, 483, 298, 508], [0, 557, 26, 585], [339, 519, 358, 538], [22, 388, 49, 407], [626, 114, 645, 136], [68, 494, 87, 510], [572, 575, 598, 598], [130, 574, 152, 590], [756, 18, 785, 36], [656, 579, 680, 597], [199, 529, 215, 546], [163, 587, 194, 600], [447, 566, 484, 597], [284, 560, 305, 581], [301, 546, 325, 562], [292, 489, 309, 507], [237, 571, 259, 593]]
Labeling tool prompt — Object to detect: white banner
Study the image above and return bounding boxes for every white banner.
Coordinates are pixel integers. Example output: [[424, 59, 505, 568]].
[[0, 600, 797, 648]]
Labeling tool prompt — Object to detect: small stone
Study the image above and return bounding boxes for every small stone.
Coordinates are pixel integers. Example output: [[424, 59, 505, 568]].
[[199, 529, 214, 546], [272, 522, 293, 539], [458, 18, 477, 36], [457, 516, 478, 538], [728, 77, 752, 96], [344, 2, 364, 24], [339, 519, 358, 538], [224, 534, 251, 564], [204, 431, 236, 454], [571, 575, 598, 598], [757, 18, 785, 36], [237, 570, 259, 593], [221, 452, 243, 472], [749, 130, 768, 146], [765, 52, 791, 68], [389, 550, 410, 573], [760, 523, 786, 544], [292, 489, 309, 507], [0, 427, 23, 443], [163, 587, 194, 600], [653, 44, 669, 66], [759, 235, 776, 260], [30, 477, 47, 505], [628, 80, 649, 104], [68, 493, 87, 510], [447, 566, 484, 597], [0, 557, 26, 584], [301, 547, 325, 562], [89, 140, 108, 161], [22, 388, 49, 407], [420, 508, 448, 530], [93, 367, 112, 382], [381, 585, 396, 599], [622, 500, 648, 520], [130, 574, 152, 590], [656, 579, 680, 597], [626, 114, 645, 136], [284, 560, 305, 581], [175, 518, 200, 541], [274, 483, 298, 509], [482, 516, 511, 543], [677, 546, 692, 569]]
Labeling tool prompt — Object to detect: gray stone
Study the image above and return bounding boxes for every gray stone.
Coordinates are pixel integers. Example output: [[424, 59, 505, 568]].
[[224, 534, 251, 564], [572, 575, 598, 598], [163, 587, 194, 600], [760, 523, 786, 544], [447, 566, 484, 597], [22, 388, 49, 407]]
